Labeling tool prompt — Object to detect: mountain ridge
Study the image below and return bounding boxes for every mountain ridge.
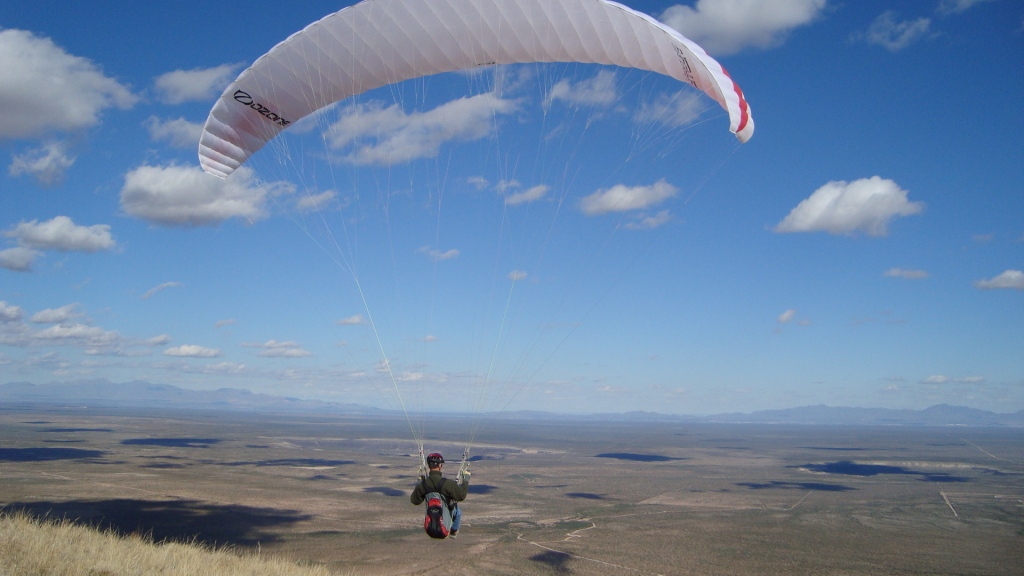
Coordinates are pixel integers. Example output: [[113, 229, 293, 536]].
[[2, 379, 1021, 426]]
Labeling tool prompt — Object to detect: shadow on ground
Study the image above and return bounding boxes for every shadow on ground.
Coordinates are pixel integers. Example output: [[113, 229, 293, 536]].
[[565, 492, 607, 499], [795, 461, 970, 483], [594, 453, 685, 462], [364, 487, 405, 497], [531, 550, 572, 573], [0, 447, 106, 462], [736, 481, 855, 492], [214, 458, 357, 467], [2, 498, 312, 547], [122, 438, 221, 448]]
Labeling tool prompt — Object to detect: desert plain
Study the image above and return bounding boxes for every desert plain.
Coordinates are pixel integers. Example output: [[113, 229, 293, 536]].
[[1, 405, 1021, 575]]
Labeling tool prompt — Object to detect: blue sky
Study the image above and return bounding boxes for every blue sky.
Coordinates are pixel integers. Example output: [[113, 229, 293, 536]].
[[1, 0, 1021, 416]]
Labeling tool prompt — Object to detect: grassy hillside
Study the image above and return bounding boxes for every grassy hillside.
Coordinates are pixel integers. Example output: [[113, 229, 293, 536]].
[[0, 512, 350, 576]]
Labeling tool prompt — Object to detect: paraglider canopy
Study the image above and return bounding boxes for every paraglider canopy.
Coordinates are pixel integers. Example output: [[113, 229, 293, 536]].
[[198, 0, 753, 178]]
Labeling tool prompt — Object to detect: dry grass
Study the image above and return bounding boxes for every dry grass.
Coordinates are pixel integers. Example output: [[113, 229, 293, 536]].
[[0, 512, 352, 576]]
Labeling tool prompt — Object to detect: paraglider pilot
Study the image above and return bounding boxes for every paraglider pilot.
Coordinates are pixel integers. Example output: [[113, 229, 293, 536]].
[[411, 452, 470, 538]]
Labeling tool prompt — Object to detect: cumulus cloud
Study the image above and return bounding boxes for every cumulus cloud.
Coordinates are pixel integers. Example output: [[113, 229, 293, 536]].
[[214, 319, 236, 329], [153, 64, 239, 104], [327, 92, 519, 166], [0, 29, 136, 139], [974, 270, 1024, 291], [938, 0, 995, 16], [0, 247, 39, 272], [505, 184, 549, 206], [9, 141, 76, 186], [545, 70, 618, 108], [581, 180, 679, 216], [164, 344, 223, 358], [145, 334, 172, 346], [141, 281, 182, 300], [854, 11, 932, 52], [635, 93, 708, 128], [774, 176, 923, 236], [660, 0, 827, 55], [417, 246, 460, 261], [295, 190, 339, 213], [243, 339, 312, 358], [884, 267, 928, 280], [777, 309, 797, 324], [0, 301, 23, 323], [624, 210, 673, 230], [921, 374, 987, 384], [120, 165, 286, 227], [6, 216, 115, 252], [30, 303, 83, 324], [145, 116, 203, 148], [467, 176, 489, 190], [33, 323, 120, 346], [336, 314, 365, 326]]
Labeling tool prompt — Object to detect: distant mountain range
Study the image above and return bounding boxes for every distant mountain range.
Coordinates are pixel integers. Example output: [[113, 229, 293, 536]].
[[2, 379, 1022, 426], [0, 379, 382, 415]]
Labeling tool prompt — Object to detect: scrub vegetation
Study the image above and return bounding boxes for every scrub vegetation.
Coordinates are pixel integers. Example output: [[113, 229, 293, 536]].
[[0, 511, 346, 576]]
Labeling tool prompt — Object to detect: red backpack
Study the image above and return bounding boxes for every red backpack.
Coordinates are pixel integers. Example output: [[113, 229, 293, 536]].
[[422, 478, 453, 539]]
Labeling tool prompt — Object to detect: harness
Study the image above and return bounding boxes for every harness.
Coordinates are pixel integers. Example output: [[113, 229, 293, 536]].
[[422, 476, 458, 512]]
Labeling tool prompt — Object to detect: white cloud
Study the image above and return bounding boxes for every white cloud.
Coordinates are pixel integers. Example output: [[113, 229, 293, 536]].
[[956, 376, 985, 383], [545, 70, 618, 108], [145, 116, 203, 148], [328, 92, 519, 166], [0, 29, 136, 139], [417, 246, 460, 261], [153, 64, 239, 104], [495, 179, 520, 194], [9, 141, 76, 186], [419, 334, 438, 342], [854, 11, 931, 52], [6, 216, 115, 252], [922, 374, 949, 384], [163, 344, 223, 358], [660, 0, 827, 55], [974, 270, 1024, 291], [295, 190, 338, 213], [467, 176, 489, 190], [0, 247, 39, 272], [624, 210, 673, 230], [141, 281, 182, 300], [774, 176, 923, 236], [884, 267, 928, 280], [120, 165, 286, 227], [0, 301, 23, 322], [145, 334, 172, 346], [243, 339, 312, 358], [214, 319, 236, 329], [938, 0, 995, 16], [506, 185, 549, 206], [336, 314, 365, 326], [777, 309, 797, 324], [508, 270, 528, 281], [33, 323, 120, 346], [581, 180, 679, 216], [635, 93, 708, 128], [30, 303, 82, 324]]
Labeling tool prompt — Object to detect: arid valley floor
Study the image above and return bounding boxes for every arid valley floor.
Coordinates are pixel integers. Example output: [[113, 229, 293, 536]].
[[1, 406, 1021, 575]]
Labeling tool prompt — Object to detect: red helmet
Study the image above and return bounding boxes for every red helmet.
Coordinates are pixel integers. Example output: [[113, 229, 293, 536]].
[[426, 452, 445, 466]]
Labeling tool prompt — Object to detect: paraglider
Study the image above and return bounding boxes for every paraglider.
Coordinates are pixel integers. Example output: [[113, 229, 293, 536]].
[[198, 0, 752, 178], [198, 0, 754, 539]]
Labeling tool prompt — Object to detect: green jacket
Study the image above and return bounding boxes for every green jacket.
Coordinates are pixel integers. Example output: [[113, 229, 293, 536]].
[[410, 470, 468, 505]]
